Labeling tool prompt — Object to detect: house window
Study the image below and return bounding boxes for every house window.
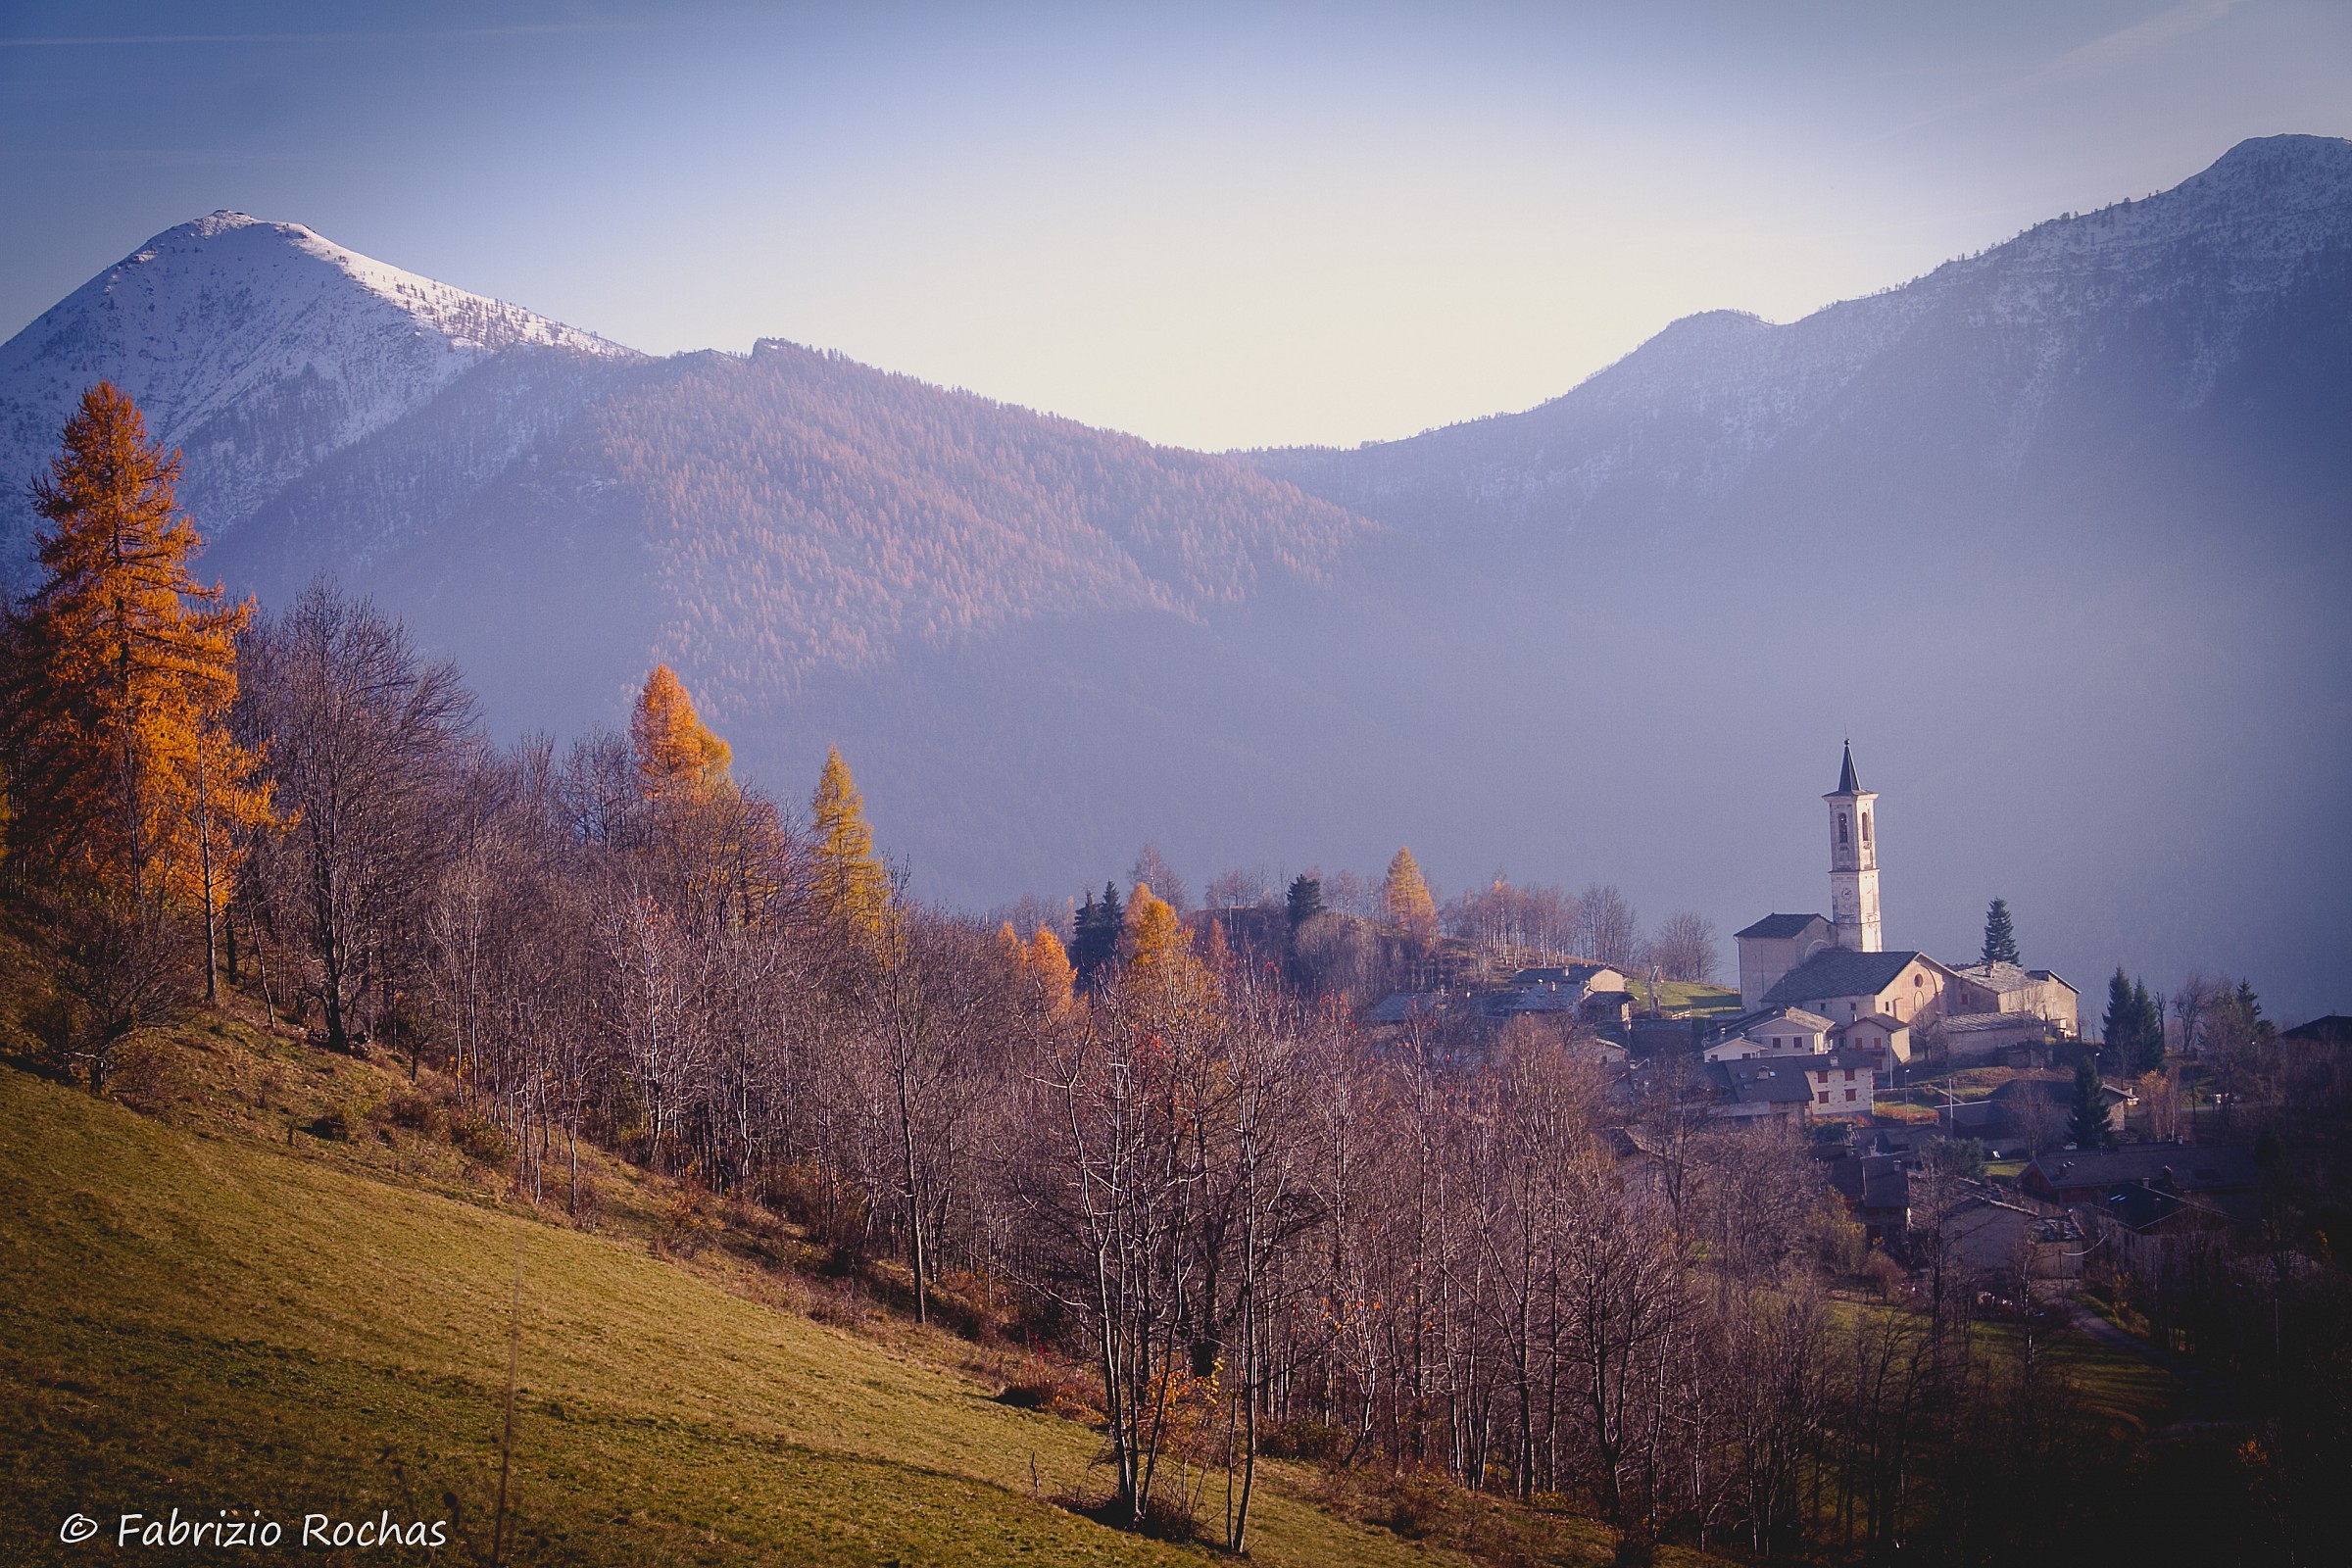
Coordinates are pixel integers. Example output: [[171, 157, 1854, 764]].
[[1818, 1092, 1831, 1103], [1844, 1069, 1855, 1082], [1846, 1089, 1858, 1102]]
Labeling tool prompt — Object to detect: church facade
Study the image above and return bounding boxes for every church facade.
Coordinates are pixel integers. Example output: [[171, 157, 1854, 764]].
[[1727, 744, 2078, 1064]]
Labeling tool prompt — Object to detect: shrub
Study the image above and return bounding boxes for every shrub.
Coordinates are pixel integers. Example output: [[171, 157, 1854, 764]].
[[449, 1112, 514, 1166], [1370, 1470, 1453, 1539], [379, 1088, 446, 1138], [307, 1099, 372, 1141], [807, 1280, 871, 1329], [1257, 1419, 1346, 1461], [993, 1382, 1055, 1410]]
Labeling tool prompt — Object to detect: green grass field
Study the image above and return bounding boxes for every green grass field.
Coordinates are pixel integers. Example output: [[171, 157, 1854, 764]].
[[1643, 982, 1742, 1016], [0, 1019, 1485, 1568]]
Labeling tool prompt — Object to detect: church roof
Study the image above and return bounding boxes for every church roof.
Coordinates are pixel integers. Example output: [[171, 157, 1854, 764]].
[[1736, 912, 1829, 940], [1834, 741, 1862, 796], [1761, 949, 1924, 1008], [1949, 959, 2040, 994]]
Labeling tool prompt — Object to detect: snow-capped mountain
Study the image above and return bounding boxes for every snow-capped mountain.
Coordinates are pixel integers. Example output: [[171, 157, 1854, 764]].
[[0, 139, 2344, 1013], [0, 211, 636, 576]]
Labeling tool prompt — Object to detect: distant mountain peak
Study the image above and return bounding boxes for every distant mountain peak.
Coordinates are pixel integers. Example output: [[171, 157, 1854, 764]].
[[98, 210, 638, 362], [0, 213, 638, 572]]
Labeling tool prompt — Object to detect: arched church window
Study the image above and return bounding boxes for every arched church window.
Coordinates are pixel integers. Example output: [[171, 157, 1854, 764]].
[[1861, 811, 1872, 844], [1838, 812, 1849, 846]]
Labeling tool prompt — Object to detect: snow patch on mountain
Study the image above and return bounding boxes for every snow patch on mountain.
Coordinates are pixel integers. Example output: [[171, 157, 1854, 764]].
[[0, 211, 637, 577]]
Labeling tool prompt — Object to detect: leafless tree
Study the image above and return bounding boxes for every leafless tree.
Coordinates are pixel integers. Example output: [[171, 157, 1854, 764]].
[[1129, 842, 1189, 913], [1577, 883, 1641, 968], [1646, 910, 1720, 983]]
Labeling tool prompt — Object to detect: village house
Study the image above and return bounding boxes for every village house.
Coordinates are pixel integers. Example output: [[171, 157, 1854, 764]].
[[1825, 1150, 1910, 1242], [2019, 1144, 2263, 1226], [1702, 1055, 1815, 1124], [1801, 1049, 1883, 1117], [1702, 1005, 1836, 1061], [1943, 960, 2082, 1035]]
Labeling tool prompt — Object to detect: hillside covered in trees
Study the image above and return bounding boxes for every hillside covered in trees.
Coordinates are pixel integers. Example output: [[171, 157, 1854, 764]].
[[6, 384, 2347, 1566]]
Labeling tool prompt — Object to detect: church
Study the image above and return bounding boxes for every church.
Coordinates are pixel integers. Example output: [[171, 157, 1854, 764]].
[[1722, 744, 2080, 1069]]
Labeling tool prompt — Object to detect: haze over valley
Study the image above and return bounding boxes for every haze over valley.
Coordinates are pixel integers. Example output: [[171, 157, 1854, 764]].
[[1, 137, 2346, 1015]]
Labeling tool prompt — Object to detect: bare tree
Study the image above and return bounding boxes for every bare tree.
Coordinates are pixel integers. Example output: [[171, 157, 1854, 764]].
[[1576, 883, 1641, 968], [238, 581, 478, 1054], [2170, 972, 2223, 1057], [1130, 842, 1190, 913], [1646, 911, 1720, 983]]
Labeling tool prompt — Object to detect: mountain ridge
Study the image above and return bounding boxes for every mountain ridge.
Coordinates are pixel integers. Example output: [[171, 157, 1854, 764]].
[[0, 138, 2345, 1012], [1240, 133, 2352, 549]]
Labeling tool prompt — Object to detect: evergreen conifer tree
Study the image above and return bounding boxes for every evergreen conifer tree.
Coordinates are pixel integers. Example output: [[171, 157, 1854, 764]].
[[2131, 978, 2164, 1073], [1980, 898, 2021, 965], [1071, 881, 1125, 990], [1286, 872, 1323, 929], [1071, 893, 1103, 988], [2102, 968, 2134, 1052], [2067, 1054, 2109, 1150]]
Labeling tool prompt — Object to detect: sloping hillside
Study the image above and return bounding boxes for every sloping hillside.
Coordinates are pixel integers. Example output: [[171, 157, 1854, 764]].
[[0, 1016, 1499, 1567]]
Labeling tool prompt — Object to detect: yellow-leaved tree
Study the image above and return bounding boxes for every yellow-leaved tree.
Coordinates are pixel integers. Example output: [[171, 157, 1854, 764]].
[[0, 381, 274, 1002], [1122, 881, 1190, 978], [630, 662, 733, 801], [1382, 846, 1436, 933], [810, 745, 892, 950], [1003, 920, 1076, 1019]]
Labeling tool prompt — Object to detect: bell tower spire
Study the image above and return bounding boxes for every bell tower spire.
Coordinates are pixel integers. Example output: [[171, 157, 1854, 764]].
[[1824, 741, 1882, 952]]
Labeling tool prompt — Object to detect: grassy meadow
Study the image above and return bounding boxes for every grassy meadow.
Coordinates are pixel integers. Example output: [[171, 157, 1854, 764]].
[[0, 916, 1703, 1568]]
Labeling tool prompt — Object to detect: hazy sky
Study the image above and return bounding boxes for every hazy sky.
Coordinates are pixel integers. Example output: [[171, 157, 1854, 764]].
[[4, 0, 2348, 450]]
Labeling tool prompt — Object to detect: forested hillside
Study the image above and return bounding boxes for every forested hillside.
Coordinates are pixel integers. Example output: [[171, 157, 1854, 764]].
[[3, 139, 2348, 1010]]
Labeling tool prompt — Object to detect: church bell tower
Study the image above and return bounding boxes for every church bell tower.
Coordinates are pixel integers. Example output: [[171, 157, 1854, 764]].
[[1825, 741, 1882, 952]]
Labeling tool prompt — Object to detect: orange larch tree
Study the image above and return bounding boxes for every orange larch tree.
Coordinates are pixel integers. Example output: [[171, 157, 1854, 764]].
[[0, 381, 273, 997], [629, 662, 733, 801]]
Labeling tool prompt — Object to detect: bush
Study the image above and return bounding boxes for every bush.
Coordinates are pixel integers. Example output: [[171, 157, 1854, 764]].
[[1370, 1470, 1453, 1539], [1612, 1529, 1656, 1567], [993, 1381, 1055, 1410], [807, 1280, 871, 1329], [1257, 1419, 1346, 1461], [379, 1088, 446, 1138], [307, 1099, 371, 1141], [449, 1112, 513, 1166]]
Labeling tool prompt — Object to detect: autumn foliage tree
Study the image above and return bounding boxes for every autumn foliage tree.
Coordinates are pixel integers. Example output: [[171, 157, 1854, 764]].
[[1382, 846, 1436, 933], [810, 745, 891, 949], [0, 382, 273, 1028], [630, 662, 732, 802]]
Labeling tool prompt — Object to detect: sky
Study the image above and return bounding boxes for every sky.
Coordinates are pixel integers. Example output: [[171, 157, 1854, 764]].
[[3, 0, 2349, 451]]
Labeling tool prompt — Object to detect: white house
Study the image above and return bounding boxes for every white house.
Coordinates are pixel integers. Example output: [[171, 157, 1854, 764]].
[[1702, 1005, 1837, 1062]]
